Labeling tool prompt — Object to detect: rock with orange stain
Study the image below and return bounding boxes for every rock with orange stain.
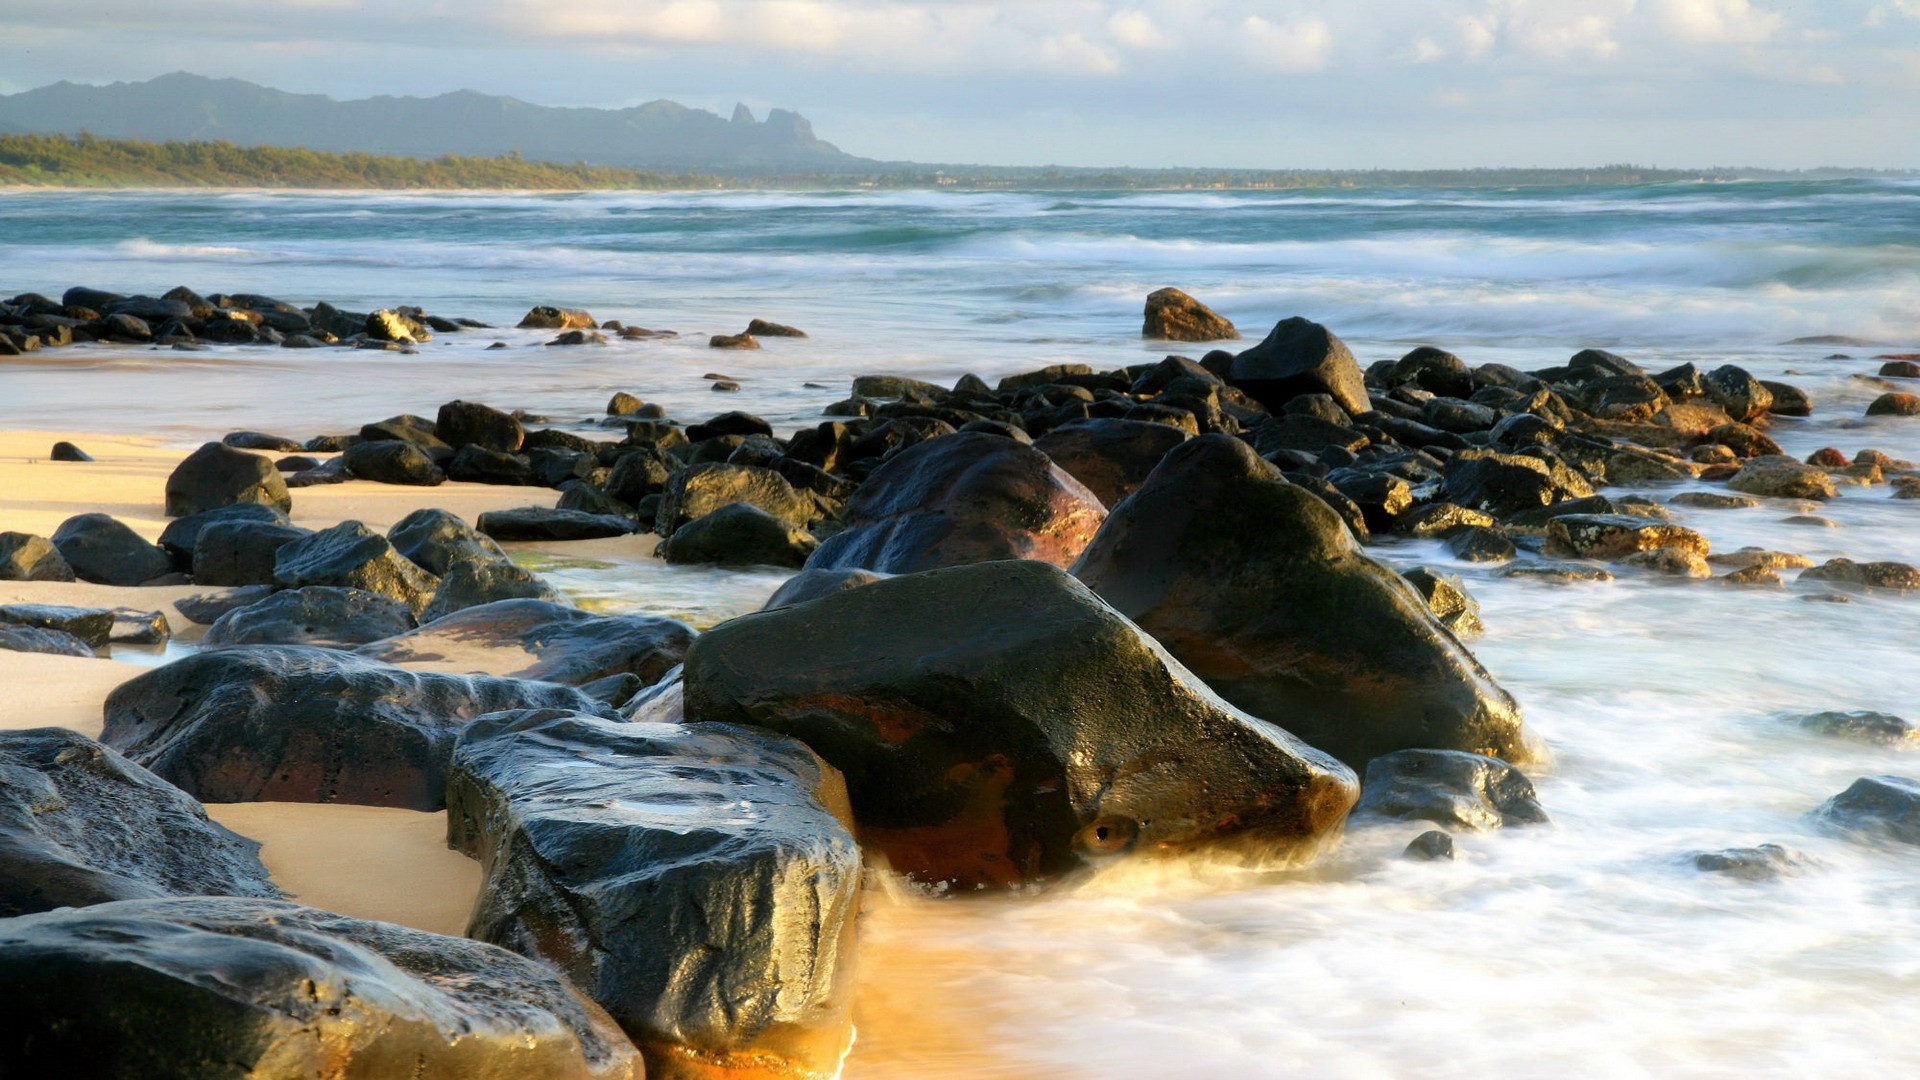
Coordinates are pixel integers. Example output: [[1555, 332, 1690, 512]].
[[0, 897, 644, 1079], [683, 559, 1357, 890], [804, 431, 1108, 574], [1072, 434, 1528, 769], [449, 708, 861, 1080]]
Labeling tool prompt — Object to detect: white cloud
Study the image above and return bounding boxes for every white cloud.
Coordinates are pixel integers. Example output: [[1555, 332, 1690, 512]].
[[1411, 36, 1447, 62], [1236, 15, 1334, 73], [1108, 10, 1170, 50], [1040, 33, 1123, 75], [1656, 0, 1785, 44]]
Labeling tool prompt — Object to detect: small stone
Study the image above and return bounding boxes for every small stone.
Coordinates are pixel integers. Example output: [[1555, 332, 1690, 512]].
[[1692, 844, 1805, 881], [1793, 710, 1917, 746], [1403, 830, 1456, 862], [1719, 565, 1783, 588], [709, 333, 759, 350], [1669, 492, 1759, 510]]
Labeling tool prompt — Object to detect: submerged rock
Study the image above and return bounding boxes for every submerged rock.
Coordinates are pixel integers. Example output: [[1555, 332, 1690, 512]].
[[1792, 710, 1918, 746], [359, 599, 692, 687], [1810, 776, 1920, 845], [1403, 830, 1456, 862], [1354, 749, 1549, 830], [1692, 844, 1807, 881], [449, 709, 860, 1078], [683, 559, 1358, 889], [0, 728, 278, 916], [0, 897, 642, 1080]]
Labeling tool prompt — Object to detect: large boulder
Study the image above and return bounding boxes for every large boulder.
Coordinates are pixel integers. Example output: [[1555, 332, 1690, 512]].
[[191, 520, 312, 587], [1032, 418, 1191, 508], [437, 400, 525, 454], [1072, 435, 1528, 768], [1142, 287, 1239, 342], [359, 599, 692, 687], [1444, 448, 1595, 517], [805, 432, 1107, 575], [202, 586, 417, 649], [417, 559, 569, 623], [0, 728, 278, 917], [1810, 776, 1920, 845], [388, 507, 507, 576], [0, 898, 641, 1080], [101, 647, 602, 809], [1228, 316, 1370, 416], [0, 531, 74, 582], [51, 514, 172, 586], [156, 503, 290, 569], [683, 559, 1358, 889], [654, 462, 816, 538], [273, 521, 439, 616], [343, 439, 448, 486], [476, 507, 635, 542], [163, 441, 291, 518], [449, 709, 861, 1077], [660, 502, 819, 568]]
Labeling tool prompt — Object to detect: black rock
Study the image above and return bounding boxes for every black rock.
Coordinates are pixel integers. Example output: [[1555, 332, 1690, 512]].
[[273, 521, 439, 615], [447, 444, 536, 486], [102, 646, 604, 809], [555, 482, 635, 518], [0, 897, 643, 1079], [203, 587, 417, 649], [173, 584, 277, 626], [605, 448, 674, 504], [1792, 710, 1917, 746], [1032, 418, 1190, 508], [359, 414, 451, 457], [0, 532, 74, 582], [388, 507, 507, 576], [0, 728, 278, 916], [1810, 776, 1920, 845], [109, 608, 170, 647], [476, 507, 635, 542], [1447, 525, 1518, 563], [654, 462, 816, 538], [1229, 316, 1370, 416], [0, 625, 94, 657], [1355, 749, 1548, 830], [343, 439, 447, 486], [762, 567, 889, 610], [49, 441, 94, 462], [1444, 448, 1595, 516], [220, 431, 304, 453], [660, 503, 819, 568], [361, 599, 691, 687], [156, 503, 290, 568], [687, 410, 774, 441], [50, 514, 171, 586], [449, 709, 860, 1077], [191, 520, 312, 587], [436, 399, 525, 453], [1403, 830, 1456, 861], [1692, 844, 1805, 881], [417, 559, 568, 623]]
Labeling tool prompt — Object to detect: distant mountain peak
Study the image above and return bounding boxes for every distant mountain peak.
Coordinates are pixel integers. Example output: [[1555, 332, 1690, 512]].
[[0, 73, 866, 173]]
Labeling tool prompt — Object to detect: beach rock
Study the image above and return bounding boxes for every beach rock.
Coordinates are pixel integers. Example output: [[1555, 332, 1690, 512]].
[[0, 897, 642, 1080], [1544, 514, 1708, 560], [1693, 844, 1806, 881], [1703, 365, 1773, 423], [660, 502, 819, 568], [1354, 749, 1548, 830], [102, 313, 152, 342], [0, 624, 94, 657], [156, 503, 290, 569], [203, 587, 416, 649], [807, 432, 1107, 575], [1720, 565, 1784, 588], [1799, 558, 1920, 591], [190, 520, 311, 587], [1670, 492, 1759, 510], [1724, 456, 1838, 501], [1404, 830, 1456, 861], [273, 521, 439, 616], [388, 507, 507, 576], [1401, 566, 1484, 638], [222, 431, 304, 453], [1761, 381, 1813, 417], [163, 441, 292, 519], [1444, 448, 1595, 516], [688, 410, 774, 442], [1811, 776, 1920, 845], [476, 507, 635, 541], [0, 532, 74, 582], [1500, 561, 1615, 583], [417, 559, 568, 623], [437, 400, 525, 454], [108, 608, 169, 647], [49, 440, 93, 462], [1706, 422, 1783, 459], [1867, 392, 1920, 417], [605, 448, 674, 505], [762, 567, 889, 610], [518, 305, 597, 330], [654, 462, 816, 538], [360, 599, 692, 687], [1620, 548, 1712, 577], [447, 444, 536, 486], [344, 439, 448, 486], [1072, 435, 1526, 767], [683, 559, 1358, 889], [0, 604, 115, 649], [1142, 287, 1239, 342], [361, 414, 451, 458], [101, 646, 602, 809], [556, 482, 634, 518], [0, 728, 277, 916], [1229, 316, 1370, 416], [710, 332, 760, 350], [1033, 418, 1191, 508], [1447, 526, 1517, 563], [744, 317, 807, 338], [449, 709, 860, 1077], [50, 514, 171, 586], [1793, 710, 1918, 747], [366, 308, 431, 343]]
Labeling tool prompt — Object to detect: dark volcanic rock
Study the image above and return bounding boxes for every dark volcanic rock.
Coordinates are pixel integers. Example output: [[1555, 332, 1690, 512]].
[[49, 441, 94, 462], [174, 585, 277, 626], [1444, 448, 1595, 516], [1403, 830, 1456, 861], [1072, 435, 1527, 768], [1810, 776, 1920, 845], [762, 567, 889, 610], [50, 514, 171, 586], [0, 624, 94, 657], [164, 442, 291, 519], [1354, 749, 1548, 830], [1033, 418, 1190, 508], [417, 559, 568, 623], [274, 521, 439, 615], [360, 414, 451, 458], [109, 608, 171, 647], [1142, 287, 1239, 342], [360, 599, 692, 687], [1704, 365, 1774, 423], [156, 503, 290, 569], [1692, 844, 1806, 881], [654, 462, 816, 538], [0, 897, 642, 1080], [447, 444, 536, 486], [449, 709, 860, 1077], [388, 507, 507, 576], [437, 400, 525, 454], [101, 646, 603, 809], [683, 559, 1358, 889], [0, 728, 277, 916], [476, 507, 635, 541], [806, 431, 1108, 575], [660, 502, 819, 568], [203, 587, 417, 649], [0, 532, 74, 582], [0, 604, 116, 649], [344, 439, 448, 486], [1792, 710, 1917, 746], [1228, 316, 1370, 416], [191, 520, 312, 587]]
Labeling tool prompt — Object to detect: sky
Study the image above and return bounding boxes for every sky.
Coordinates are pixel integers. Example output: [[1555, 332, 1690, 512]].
[[0, 0, 1916, 169]]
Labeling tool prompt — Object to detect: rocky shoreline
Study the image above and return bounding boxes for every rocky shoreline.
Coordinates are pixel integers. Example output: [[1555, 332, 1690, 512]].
[[3, 283, 1920, 1077]]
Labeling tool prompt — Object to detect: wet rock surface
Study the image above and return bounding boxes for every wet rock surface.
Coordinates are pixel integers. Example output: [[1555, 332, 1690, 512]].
[[273, 521, 440, 615], [1810, 776, 1920, 845], [0, 603, 116, 649], [476, 507, 636, 541], [660, 501, 820, 568], [1354, 749, 1549, 830], [359, 598, 692, 687], [202, 586, 417, 649]]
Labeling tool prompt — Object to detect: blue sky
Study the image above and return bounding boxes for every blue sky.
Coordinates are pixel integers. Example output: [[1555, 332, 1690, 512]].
[[1, 0, 1916, 168]]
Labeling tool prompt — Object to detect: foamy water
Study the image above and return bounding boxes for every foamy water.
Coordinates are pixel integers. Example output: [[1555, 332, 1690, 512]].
[[4, 185, 1920, 1077]]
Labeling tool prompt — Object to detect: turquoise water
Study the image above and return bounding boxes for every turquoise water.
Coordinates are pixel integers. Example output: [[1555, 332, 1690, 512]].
[[6, 183, 1920, 1078]]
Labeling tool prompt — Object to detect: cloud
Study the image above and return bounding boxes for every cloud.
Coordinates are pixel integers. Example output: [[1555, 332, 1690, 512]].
[[1656, 0, 1785, 44], [1236, 15, 1334, 73], [1108, 10, 1171, 50], [1040, 32, 1123, 75]]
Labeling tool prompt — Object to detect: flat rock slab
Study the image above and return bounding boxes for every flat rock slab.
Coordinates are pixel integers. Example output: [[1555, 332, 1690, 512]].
[[203, 586, 418, 649], [0, 624, 95, 657], [0, 897, 641, 1079], [450, 708, 861, 1078], [0, 603, 116, 649], [477, 507, 635, 541], [359, 598, 692, 687]]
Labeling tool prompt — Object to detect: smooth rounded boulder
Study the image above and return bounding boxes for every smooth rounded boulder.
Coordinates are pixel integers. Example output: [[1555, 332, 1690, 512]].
[[1032, 417, 1191, 508], [660, 501, 819, 568], [101, 646, 604, 809], [449, 709, 861, 1079], [163, 441, 292, 518], [1228, 316, 1370, 416], [50, 513, 172, 586], [417, 558, 569, 622], [388, 507, 508, 576], [654, 462, 816, 538], [683, 559, 1358, 889], [274, 521, 439, 616], [1072, 435, 1529, 768], [1143, 287, 1239, 342], [0, 727, 280, 916], [343, 439, 447, 486], [0, 898, 642, 1080], [201, 586, 417, 648], [805, 431, 1108, 575], [358, 598, 693, 687]]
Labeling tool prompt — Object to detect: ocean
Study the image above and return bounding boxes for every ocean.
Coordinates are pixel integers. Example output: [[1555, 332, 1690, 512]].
[[4, 181, 1920, 1077]]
